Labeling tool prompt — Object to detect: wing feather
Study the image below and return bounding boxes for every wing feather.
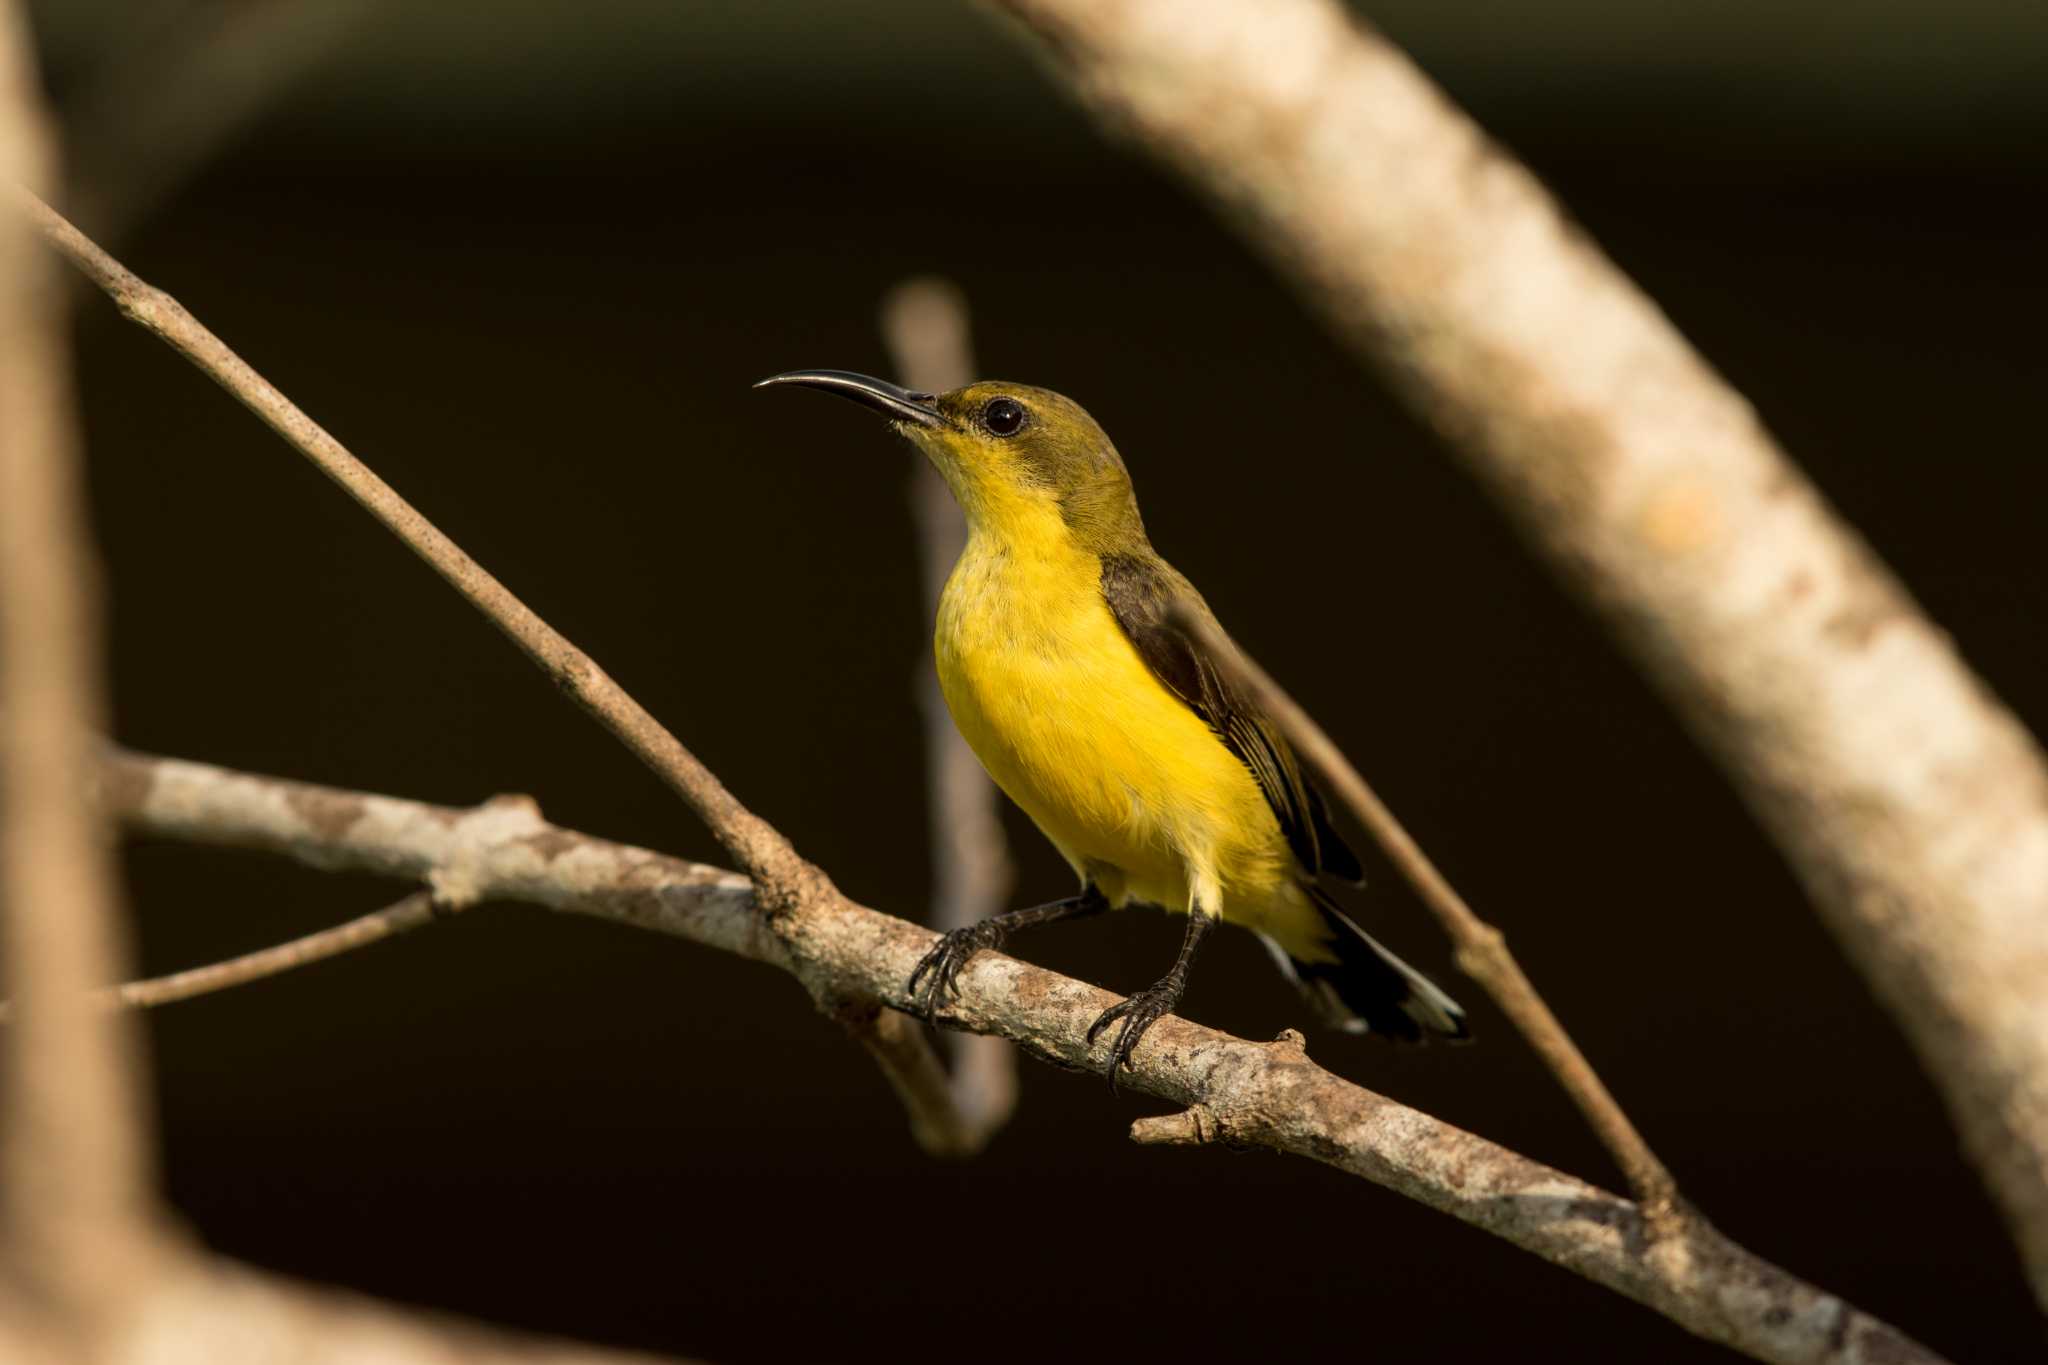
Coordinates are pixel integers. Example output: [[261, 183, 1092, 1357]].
[[1099, 553, 1364, 885]]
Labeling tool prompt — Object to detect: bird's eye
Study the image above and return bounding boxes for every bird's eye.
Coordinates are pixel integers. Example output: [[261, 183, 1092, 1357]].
[[980, 397, 1027, 437]]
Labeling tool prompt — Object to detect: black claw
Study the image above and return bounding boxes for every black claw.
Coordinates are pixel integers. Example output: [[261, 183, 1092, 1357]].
[[1085, 998, 1128, 1045], [1087, 979, 1182, 1092], [907, 922, 1002, 1020]]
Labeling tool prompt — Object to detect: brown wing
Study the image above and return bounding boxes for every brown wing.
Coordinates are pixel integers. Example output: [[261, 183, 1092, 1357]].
[[1099, 552, 1364, 884]]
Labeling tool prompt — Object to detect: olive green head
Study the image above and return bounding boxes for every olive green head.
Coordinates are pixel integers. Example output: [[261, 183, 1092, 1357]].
[[755, 370, 1146, 552]]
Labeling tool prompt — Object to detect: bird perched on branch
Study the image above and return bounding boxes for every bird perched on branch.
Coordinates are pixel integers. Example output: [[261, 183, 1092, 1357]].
[[757, 371, 1466, 1080]]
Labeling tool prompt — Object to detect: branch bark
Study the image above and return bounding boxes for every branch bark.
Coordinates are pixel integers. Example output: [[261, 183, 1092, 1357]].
[[102, 746, 1945, 1365], [987, 0, 2048, 1306], [881, 277, 1019, 1152]]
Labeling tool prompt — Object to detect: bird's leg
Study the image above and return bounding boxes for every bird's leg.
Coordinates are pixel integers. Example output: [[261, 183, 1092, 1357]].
[[908, 884, 1107, 1019], [1088, 907, 1215, 1088]]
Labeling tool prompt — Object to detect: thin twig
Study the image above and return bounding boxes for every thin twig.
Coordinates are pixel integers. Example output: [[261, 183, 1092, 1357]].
[[0, 891, 447, 1023], [101, 746, 1945, 1365], [1172, 605, 1681, 1225], [989, 0, 2048, 1303], [881, 277, 1018, 1152], [0, 11, 159, 1311], [23, 194, 980, 1157]]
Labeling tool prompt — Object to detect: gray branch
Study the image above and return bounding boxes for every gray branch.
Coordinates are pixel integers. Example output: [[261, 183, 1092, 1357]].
[[104, 747, 1943, 1365]]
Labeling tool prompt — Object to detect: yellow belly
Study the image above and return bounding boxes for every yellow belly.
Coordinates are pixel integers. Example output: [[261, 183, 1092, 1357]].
[[935, 520, 1314, 947]]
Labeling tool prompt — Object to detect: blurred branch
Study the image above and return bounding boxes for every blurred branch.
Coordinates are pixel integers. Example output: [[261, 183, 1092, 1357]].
[[881, 277, 1018, 1153], [1174, 605, 1680, 1223], [22, 190, 983, 1157], [104, 747, 1944, 1365], [989, 0, 2048, 1306], [23, 1253, 693, 1364], [62, 0, 377, 243], [0, 891, 450, 1022], [0, 0, 161, 1323]]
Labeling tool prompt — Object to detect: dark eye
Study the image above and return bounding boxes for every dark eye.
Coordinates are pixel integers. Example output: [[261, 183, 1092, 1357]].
[[980, 397, 1027, 437]]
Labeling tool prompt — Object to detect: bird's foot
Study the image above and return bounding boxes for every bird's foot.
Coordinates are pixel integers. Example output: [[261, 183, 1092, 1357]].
[[1087, 976, 1184, 1091], [906, 920, 1005, 1020]]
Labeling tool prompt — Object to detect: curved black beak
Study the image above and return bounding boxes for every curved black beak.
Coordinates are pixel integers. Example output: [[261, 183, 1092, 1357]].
[[753, 369, 944, 428]]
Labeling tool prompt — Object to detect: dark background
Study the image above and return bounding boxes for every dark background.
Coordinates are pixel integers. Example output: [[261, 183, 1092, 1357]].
[[27, 2, 2048, 1360]]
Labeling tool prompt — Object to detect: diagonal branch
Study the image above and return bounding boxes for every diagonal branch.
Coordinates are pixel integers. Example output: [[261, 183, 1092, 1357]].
[[881, 277, 1019, 1153], [987, 0, 2048, 1306], [1174, 605, 1679, 1223], [102, 746, 1944, 1365], [0, 891, 447, 1022]]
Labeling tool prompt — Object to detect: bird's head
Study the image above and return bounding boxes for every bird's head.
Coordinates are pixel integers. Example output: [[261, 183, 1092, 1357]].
[[756, 370, 1145, 552]]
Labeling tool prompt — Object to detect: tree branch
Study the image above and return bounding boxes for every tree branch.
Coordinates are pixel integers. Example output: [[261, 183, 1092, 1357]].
[[22, 193, 984, 1158], [102, 746, 1945, 1365], [987, 0, 2048, 1306], [1173, 606, 1679, 1222], [0, 891, 451, 1022], [881, 277, 1019, 1153]]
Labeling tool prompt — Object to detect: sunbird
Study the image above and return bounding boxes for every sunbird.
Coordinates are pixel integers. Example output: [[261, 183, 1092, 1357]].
[[758, 371, 1467, 1077]]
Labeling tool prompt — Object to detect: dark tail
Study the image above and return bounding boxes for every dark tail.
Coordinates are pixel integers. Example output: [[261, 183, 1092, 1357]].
[[1261, 887, 1469, 1043]]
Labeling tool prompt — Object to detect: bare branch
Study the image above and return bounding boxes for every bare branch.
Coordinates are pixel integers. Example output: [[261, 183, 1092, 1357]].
[[881, 276, 1018, 1152], [103, 747, 1944, 1365], [1173, 605, 1680, 1222], [987, 0, 2048, 1304], [0, 891, 450, 1022], [23, 194, 986, 1156], [0, 4, 159, 1311]]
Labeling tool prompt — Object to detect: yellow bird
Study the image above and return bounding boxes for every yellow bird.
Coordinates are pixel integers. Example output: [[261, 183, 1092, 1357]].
[[758, 371, 1467, 1078]]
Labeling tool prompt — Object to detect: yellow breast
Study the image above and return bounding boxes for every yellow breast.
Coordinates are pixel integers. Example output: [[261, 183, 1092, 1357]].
[[934, 502, 1295, 927]]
